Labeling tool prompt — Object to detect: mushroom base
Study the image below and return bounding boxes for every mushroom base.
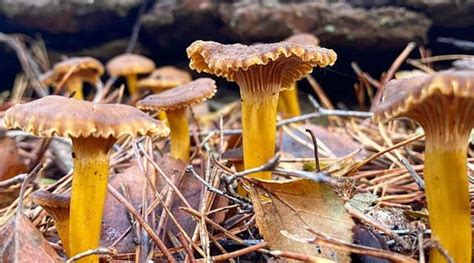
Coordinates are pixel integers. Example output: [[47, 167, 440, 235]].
[[424, 142, 472, 263], [69, 136, 115, 263], [278, 83, 301, 118], [167, 107, 190, 161]]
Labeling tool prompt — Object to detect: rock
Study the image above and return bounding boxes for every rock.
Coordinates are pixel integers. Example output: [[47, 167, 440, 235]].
[[0, 0, 140, 34], [349, 0, 474, 27], [221, 2, 431, 49]]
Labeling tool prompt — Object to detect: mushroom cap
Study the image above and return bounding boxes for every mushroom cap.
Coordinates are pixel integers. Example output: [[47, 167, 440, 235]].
[[106, 53, 156, 77], [138, 66, 192, 91], [285, 33, 320, 46], [30, 190, 70, 209], [40, 57, 104, 86], [371, 70, 474, 123], [222, 147, 243, 162], [4, 95, 169, 139], [186, 40, 336, 88], [137, 78, 216, 111]]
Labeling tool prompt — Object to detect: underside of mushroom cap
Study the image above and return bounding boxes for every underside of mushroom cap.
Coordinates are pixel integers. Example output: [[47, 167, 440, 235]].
[[40, 57, 104, 86], [4, 95, 169, 139], [139, 66, 192, 91], [371, 71, 474, 123], [186, 40, 336, 89], [137, 78, 216, 112], [285, 33, 320, 46], [106, 53, 156, 77]]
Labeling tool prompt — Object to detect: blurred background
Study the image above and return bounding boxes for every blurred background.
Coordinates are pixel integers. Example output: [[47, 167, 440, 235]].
[[0, 0, 473, 105]]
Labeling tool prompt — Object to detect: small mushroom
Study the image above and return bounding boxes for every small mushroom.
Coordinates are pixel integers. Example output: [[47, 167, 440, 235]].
[[222, 147, 244, 172], [4, 96, 169, 262], [138, 66, 192, 120], [106, 53, 156, 96], [137, 78, 216, 161], [187, 40, 336, 180], [371, 71, 474, 263], [40, 57, 104, 100], [278, 33, 321, 118], [30, 190, 71, 257]]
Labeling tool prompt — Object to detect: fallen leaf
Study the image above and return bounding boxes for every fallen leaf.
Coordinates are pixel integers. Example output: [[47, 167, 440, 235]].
[[0, 213, 62, 262], [249, 178, 354, 262], [0, 132, 27, 181]]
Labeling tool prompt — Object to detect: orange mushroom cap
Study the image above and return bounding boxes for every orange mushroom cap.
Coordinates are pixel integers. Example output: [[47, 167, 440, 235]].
[[40, 57, 104, 86], [106, 53, 156, 77], [186, 40, 336, 90], [371, 71, 474, 124], [137, 78, 217, 112], [139, 66, 192, 92], [3, 95, 169, 139], [285, 33, 320, 46]]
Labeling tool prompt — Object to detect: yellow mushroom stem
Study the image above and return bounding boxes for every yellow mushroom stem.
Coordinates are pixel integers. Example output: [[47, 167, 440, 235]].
[[69, 137, 115, 263], [166, 107, 190, 161], [65, 77, 84, 100], [126, 74, 138, 96], [411, 95, 473, 263], [278, 83, 301, 118], [36, 197, 70, 257], [236, 63, 285, 180]]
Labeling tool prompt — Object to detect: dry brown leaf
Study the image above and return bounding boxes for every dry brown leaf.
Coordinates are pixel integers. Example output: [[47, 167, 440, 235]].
[[0, 213, 62, 262], [0, 134, 27, 182], [249, 178, 354, 262]]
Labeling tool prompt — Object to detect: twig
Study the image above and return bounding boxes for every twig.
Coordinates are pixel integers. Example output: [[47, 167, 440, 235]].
[[381, 42, 417, 85], [0, 173, 27, 189], [305, 129, 321, 172], [260, 249, 335, 263], [272, 168, 342, 187], [66, 247, 117, 263], [107, 184, 176, 262], [423, 239, 454, 263], [283, 229, 416, 263], [17, 163, 44, 213], [126, 0, 148, 53], [186, 165, 252, 210], [221, 154, 280, 184], [200, 242, 267, 262]]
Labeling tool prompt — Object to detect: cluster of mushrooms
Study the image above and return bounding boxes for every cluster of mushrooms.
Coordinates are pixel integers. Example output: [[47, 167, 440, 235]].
[[2, 32, 474, 262]]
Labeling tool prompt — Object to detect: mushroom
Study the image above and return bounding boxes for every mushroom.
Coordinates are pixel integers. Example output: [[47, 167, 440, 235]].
[[187, 41, 336, 180], [4, 96, 169, 262], [371, 71, 474, 263], [222, 147, 244, 172], [30, 190, 71, 257], [137, 78, 216, 161], [278, 33, 320, 118], [40, 57, 104, 100], [106, 53, 156, 96], [138, 66, 192, 120]]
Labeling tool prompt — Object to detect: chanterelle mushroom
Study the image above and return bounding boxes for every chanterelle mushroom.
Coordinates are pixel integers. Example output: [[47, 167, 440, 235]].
[[4, 96, 168, 262], [106, 53, 156, 96], [40, 57, 104, 100], [137, 78, 216, 161], [30, 190, 71, 257], [187, 40, 336, 180], [371, 70, 474, 263]]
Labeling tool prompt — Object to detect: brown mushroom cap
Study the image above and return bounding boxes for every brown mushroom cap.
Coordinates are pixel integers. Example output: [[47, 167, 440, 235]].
[[139, 66, 192, 91], [285, 33, 320, 46], [222, 147, 244, 162], [30, 190, 70, 210], [40, 57, 104, 86], [137, 78, 216, 112], [106, 53, 156, 77], [4, 95, 169, 138], [371, 71, 474, 123], [186, 40, 336, 89]]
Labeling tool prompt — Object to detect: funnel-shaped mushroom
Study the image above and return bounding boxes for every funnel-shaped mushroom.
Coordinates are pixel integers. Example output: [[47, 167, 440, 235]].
[[30, 190, 71, 257], [106, 53, 156, 96], [41, 57, 104, 100], [278, 33, 321, 118], [371, 71, 474, 263], [138, 66, 192, 121], [137, 78, 216, 161], [4, 96, 168, 262], [187, 41, 336, 180]]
